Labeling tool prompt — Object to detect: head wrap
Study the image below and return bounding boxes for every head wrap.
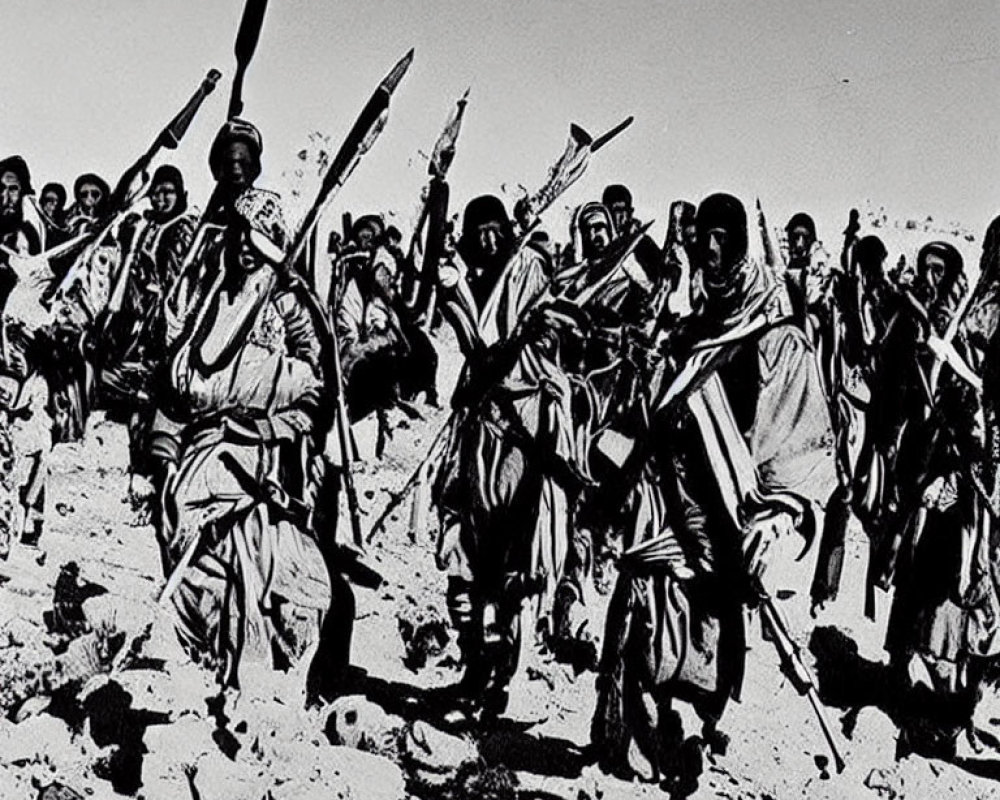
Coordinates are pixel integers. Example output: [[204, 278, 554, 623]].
[[601, 184, 632, 209], [40, 182, 66, 209], [458, 195, 513, 262], [233, 188, 288, 264], [916, 240, 966, 327], [148, 164, 188, 217], [785, 212, 816, 240], [0, 156, 33, 196], [73, 173, 110, 204], [693, 193, 784, 334], [352, 214, 385, 243], [674, 199, 696, 225], [209, 118, 263, 182], [569, 201, 616, 262], [696, 192, 748, 264], [852, 235, 887, 282]]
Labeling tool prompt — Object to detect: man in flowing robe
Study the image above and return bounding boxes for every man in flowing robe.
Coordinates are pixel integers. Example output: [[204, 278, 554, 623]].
[[334, 214, 438, 447], [877, 241, 993, 757], [434, 193, 590, 719], [151, 187, 333, 689], [555, 202, 655, 327], [96, 164, 196, 480], [776, 211, 863, 613], [590, 193, 836, 785], [0, 155, 42, 558], [547, 201, 667, 664], [601, 184, 663, 288], [0, 155, 55, 556]]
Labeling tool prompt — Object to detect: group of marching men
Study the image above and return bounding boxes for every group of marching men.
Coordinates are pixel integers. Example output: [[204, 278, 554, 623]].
[[2, 112, 1000, 783]]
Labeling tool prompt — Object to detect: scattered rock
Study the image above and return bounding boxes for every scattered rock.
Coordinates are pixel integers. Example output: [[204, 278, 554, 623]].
[[397, 604, 449, 671], [864, 767, 904, 799], [326, 695, 404, 758]]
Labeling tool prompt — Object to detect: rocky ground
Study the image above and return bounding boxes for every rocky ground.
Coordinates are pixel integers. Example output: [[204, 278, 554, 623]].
[[1, 326, 999, 800]]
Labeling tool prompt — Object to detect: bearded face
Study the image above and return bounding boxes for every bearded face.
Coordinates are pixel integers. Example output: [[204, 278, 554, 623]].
[[0, 171, 22, 219], [581, 213, 612, 259]]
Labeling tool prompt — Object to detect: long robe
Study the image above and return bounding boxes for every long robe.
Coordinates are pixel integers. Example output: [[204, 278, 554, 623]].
[[155, 255, 330, 686], [593, 260, 836, 775]]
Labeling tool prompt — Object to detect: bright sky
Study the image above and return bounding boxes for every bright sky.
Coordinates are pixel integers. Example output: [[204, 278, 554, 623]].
[[3, 0, 998, 261]]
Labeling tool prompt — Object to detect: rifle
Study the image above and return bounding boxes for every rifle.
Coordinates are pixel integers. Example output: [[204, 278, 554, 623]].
[[756, 582, 846, 773], [755, 197, 780, 271], [168, 0, 272, 290], [108, 69, 222, 211], [406, 89, 470, 318], [366, 416, 453, 543], [278, 49, 415, 549], [521, 116, 633, 231], [157, 450, 383, 608], [52, 70, 222, 299]]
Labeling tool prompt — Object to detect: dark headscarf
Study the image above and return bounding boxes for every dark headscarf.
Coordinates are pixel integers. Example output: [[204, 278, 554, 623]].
[[784, 212, 816, 240], [208, 117, 263, 183], [352, 214, 385, 243], [458, 194, 513, 262], [0, 156, 34, 195], [852, 235, 888, 289], [915, 240, 966, 330], [73, 173, 110, 205], [41, 182, 66, 209], [696, 192, 748, 265], [694, 193, 779, 334], [601, 184, 632, 209], [149, 164, 188, 218]]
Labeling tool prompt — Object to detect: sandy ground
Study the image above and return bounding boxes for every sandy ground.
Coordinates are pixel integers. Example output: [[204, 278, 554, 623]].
[[1, 326, 999, 800]]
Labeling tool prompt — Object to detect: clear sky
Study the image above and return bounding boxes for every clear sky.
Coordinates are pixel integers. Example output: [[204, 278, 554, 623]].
[[3, 0, 998, 259]]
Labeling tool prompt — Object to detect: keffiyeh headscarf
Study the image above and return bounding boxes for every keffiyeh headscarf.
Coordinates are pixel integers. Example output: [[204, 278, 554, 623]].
[[914, 240, 966, 334], [695, 193, 783, 336]]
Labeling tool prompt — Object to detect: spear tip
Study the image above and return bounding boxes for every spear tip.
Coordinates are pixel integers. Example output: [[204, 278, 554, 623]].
[[382, 48, 415, 94]]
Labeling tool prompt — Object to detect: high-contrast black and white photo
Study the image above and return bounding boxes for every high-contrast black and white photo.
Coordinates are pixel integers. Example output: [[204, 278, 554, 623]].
[[1, 2, 999, 798]]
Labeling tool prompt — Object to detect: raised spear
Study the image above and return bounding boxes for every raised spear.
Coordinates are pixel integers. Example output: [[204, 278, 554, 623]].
[[407, 88, 471, 316], [521, 116, 633, 231], [229, 0, 270, 119], [108, 69, 223, 210], [284, 48, 414, 270], [279, 49, 415, 549]]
